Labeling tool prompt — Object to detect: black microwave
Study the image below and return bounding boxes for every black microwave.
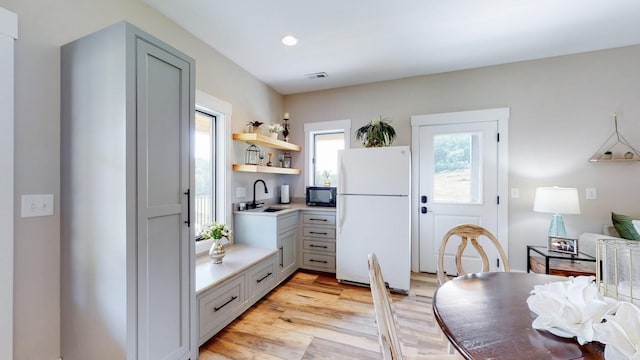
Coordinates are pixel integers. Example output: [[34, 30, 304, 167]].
[[306, 186, 337, 207]]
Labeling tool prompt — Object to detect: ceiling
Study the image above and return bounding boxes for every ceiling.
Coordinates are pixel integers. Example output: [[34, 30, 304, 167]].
[[144, 0, 640, 95]]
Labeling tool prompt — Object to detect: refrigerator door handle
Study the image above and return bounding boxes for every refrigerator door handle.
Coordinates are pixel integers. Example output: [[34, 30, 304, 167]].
[[338, 194, 344, 234], [337, 156, 345, 234]]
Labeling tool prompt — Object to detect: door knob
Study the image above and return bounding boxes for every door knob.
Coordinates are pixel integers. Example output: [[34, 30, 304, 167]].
[[421, 206, 428, 214]]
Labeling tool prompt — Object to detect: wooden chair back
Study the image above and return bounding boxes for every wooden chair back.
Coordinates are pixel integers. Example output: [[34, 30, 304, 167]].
[[437, 224, 510, 285], [369, 253, 461, 359], [368, 253, 404, 360]]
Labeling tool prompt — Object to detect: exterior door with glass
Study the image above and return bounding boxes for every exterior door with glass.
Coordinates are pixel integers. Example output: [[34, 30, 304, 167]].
[[412, 108, 508, 275]]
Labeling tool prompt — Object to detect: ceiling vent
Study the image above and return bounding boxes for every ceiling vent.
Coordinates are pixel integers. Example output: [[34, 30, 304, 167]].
[[306, 72, 328, 79]]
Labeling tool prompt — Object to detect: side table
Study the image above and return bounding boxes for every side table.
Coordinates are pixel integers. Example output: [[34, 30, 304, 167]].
[[527, 245, 597, 277]]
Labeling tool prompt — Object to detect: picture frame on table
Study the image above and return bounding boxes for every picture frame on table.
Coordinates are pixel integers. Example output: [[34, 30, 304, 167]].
[[548, 236, 578, 255]]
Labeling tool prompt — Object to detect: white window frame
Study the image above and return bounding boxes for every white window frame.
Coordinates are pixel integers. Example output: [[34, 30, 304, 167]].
[[304, 119, 351, 186], [194, 109, 216, 234], [194, 90, 232, 255]]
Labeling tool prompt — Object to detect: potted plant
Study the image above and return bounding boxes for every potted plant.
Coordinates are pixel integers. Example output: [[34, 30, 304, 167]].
[[355, 115, 397, 147], [625, 151, 634, 159], [246, 121, 264, 133], [267, 123, 283, 139], [603, 151, 613, 160], [322, 170, 332, 185]]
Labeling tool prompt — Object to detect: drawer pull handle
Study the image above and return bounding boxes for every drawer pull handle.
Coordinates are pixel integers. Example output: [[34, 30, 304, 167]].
[[309, 244, 328, 249], [309, 218, 328, 222], [310, 259, 328, 264], [214, 295, 238, 312], [256, 272, 273, 283], [310, 231, 328, 235]]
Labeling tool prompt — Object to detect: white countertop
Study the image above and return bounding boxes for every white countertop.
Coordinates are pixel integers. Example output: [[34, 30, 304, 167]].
[[233, 202, 336, 217], [196, 205, 335, 294], [195, 244, 277, 295]]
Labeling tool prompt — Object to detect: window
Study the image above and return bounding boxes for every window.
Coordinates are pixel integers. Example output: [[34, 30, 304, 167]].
[[304, 120, 351, 187], [194, 90, 231, 255], [432, 132, 482, 204], [312, 132, 343, 186], [195, 110, 216, 235]]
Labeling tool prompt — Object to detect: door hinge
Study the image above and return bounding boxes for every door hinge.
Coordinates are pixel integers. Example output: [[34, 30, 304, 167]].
[[497, 195, 500, 205], [497, 132, 500, 142]]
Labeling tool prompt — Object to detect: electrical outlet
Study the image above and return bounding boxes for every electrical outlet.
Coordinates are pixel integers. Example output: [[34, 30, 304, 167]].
[[236, 187, 246, 198], [21, 194, 54, 218]]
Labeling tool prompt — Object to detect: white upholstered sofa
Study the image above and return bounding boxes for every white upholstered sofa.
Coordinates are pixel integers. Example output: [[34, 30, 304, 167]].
[[578, 225, 625, 258]]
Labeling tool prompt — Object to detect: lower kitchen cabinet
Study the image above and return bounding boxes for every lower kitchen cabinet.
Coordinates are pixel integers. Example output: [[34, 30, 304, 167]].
[[196, 245, 278, 345], [235, 211, 299, 282], [300, 211, 336, 272], [198, 273, 246, 343], [197, 208, 337, 345], [247, 254, 278, 302]]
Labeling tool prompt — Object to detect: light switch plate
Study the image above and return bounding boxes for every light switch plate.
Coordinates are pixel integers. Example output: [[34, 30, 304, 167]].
[[236, 187, 246, 198], [511, 188, 520, 199], [21, 194, 54, 218], [586, 187, 597, 200]]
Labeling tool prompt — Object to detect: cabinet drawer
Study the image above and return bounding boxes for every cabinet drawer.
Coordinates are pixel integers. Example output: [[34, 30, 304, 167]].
[[303, 213, 336, 226], [302, 252, 336, 270], [278, 212, 299, 233], [247, 254, 277, 301], [198, 273, 246, 341], [303, 239, 336, 253], [303, 227, 336, 239]]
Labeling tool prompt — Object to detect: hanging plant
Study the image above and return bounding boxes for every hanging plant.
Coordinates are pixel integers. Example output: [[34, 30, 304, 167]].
[[355, 115, 397, 147]]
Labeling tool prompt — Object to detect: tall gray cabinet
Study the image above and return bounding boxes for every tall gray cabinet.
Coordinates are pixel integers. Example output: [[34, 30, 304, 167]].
[[61, 22, 195, 360]]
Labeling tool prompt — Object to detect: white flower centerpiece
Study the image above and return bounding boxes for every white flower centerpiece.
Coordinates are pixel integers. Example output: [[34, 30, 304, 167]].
[[267, 123, 284, 139], [199, 222, 231, 263]]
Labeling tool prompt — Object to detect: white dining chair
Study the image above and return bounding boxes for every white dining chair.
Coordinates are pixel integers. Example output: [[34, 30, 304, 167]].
[[368, 253, 459, 360]]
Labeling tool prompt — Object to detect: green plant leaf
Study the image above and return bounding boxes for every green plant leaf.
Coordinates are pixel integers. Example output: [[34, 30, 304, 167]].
[[355, 115, 396, 147]]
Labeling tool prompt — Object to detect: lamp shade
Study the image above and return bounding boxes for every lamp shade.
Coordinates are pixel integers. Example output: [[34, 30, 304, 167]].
[[533, 187, 580, 215]]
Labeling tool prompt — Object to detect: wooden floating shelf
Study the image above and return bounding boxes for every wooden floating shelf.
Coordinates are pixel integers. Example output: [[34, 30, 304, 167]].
[[232, 164, 301, 175], [232, 133, 301, 152], [589, 158, 640, 162]]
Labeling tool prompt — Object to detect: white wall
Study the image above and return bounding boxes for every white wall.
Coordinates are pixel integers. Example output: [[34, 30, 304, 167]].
[[285, 45, 640, 272], [0, 0, 283, 358], [0, 6, 17, 360]]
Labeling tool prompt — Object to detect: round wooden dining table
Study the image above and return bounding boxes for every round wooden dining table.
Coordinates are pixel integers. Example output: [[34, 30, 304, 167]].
[[433, 272, 605, 360]]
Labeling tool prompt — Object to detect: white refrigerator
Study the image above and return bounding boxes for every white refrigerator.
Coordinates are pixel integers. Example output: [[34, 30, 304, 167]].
[[336, 146, 411, 293]]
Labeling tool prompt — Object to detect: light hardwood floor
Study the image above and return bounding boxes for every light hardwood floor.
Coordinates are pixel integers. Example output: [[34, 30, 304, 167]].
[[199, 271, 459, 359]]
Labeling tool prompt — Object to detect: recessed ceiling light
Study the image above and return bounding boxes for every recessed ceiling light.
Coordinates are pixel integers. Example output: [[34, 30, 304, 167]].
[[281, 35, 298, 46]]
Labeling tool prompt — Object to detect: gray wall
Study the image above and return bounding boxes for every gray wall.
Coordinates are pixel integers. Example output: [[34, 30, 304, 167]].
[[4, 0, 640, 358], [284, 44, 640, 272], [1, 0, 283, 358]]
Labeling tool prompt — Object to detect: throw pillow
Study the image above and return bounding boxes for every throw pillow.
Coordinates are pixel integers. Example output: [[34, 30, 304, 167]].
[[611, 212, 640, 240]]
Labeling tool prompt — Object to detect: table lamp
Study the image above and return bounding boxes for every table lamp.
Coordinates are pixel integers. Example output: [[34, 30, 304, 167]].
[[533, 186, 581, 237]]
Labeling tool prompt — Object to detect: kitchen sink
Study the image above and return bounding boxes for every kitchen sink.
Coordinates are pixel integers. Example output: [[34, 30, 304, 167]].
[[263, 207, 285, 212]]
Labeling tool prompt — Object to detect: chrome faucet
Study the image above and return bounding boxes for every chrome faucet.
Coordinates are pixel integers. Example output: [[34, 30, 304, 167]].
[[251, 179, 269, 209]]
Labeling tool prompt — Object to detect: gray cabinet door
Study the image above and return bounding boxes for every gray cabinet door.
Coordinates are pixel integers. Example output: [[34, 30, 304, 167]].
[[136, 35, 193, 360], [278, 228, 297, 281]]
